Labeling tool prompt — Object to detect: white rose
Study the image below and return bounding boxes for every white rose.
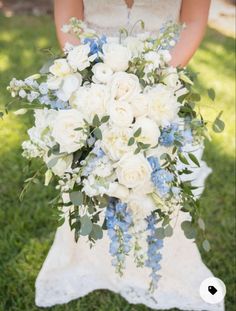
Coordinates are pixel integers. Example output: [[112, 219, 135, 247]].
[[144, 51, 161, 69], [163, 67, 181, 90], [70, 84, 109, 123], [109, 72, 140, 102], [109, 100, 134, 127], [49, 59, 72, 77], [130, 94, 148, 118], [123, 36, 144, 56], [116, 154, 152, 188], [56, 73, 82, 101], [44, 154, 73, 176], [67, 44, 93, 71], [133, 117, 160, 147], [51, 109, 87, 153], [107, 182, 130, 202], [101, 126, 134, 161], [146, 84, 180, 127], [102, 43, 131, 72], [92, 62, 113, 84]]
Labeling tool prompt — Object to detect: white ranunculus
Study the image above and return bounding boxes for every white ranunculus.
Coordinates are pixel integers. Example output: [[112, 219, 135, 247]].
[[144, 51, 161, 69], [92, 62, 113, 84], [102, 43, 131, 72], [109, 72, 140, 102], [133, 117, 160, 147], [70, 84, 109, 123], [51, 109, 87, 153], [44, 154, 73, 176], [163, 67, 181, 90], [123, 36, 144, 56], [116, 154, 152, 189], [101, 126, 134, 161], [109, 100, 134, 127], [127, 195, 155, 228], [67, 44, 93, 71], [49, 59, 72, 77], [130, 94, 149, 118], [56, 73, 82, 101], [146, 84, 180, 127], [107, 182, 130, 202]]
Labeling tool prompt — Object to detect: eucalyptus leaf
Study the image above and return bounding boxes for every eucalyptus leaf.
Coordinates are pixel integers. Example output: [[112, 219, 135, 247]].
[[181, 221, 196, 239], [101, 115, 110, 123], [69, 191, 83, 206], [80, 215, 93, 236], [156, 227, 165, 239], [198, 218, 205, 231], [92, 114, 100, 127], [207, 88, 215, 101], [212, 112, 225, 133], [188, 152, 200, 167], [202, 239, 211, 252], [128, 137, 135, 146], [164, 225, 173, 237], [90, 224, 103, 240], [134, 127, 142, 137], [93, 128, 102, 140], [178, 153, 189, 165]]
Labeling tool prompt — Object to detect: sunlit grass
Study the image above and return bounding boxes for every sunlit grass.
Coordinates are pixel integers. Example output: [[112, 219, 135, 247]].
[[0, 14, 235, 311]]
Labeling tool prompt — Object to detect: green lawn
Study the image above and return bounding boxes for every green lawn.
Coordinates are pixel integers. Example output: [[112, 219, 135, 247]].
[[0, 15, 235, 311]]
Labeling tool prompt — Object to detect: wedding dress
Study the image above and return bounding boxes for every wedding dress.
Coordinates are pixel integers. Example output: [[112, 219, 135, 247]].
[[35, 1, 225, 310]]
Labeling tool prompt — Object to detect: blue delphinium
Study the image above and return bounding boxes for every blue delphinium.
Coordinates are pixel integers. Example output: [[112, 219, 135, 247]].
[[105, 198, 133, 275], [159, 123, 179, 147], [148, 156, 174, 197], [145, 214, 163, 291], [83, 35, 107, 59]]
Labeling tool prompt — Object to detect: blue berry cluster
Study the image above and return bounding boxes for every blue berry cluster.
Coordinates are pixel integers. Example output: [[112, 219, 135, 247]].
[[83, 35, 107, 59], [105, 198, 133, 275], [148, 156, 174, 197], [145, 214, 163, 291]]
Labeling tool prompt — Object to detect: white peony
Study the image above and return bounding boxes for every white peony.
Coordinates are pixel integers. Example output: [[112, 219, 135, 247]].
[[102, 43, 131, 72], [101, 126, 134, 161], [130, 93, 148, 118], [49, 59, 72, 77], [123, 36, 144, 56], [163, 67, 182, 90], [144, 51, 161, 70], [51, 109, 87, 153], [70, 83, 109, 123], [109, 100, 134, 127], [92, 62, 113, 84], [106, 182, 130, 202], [116, 154, 152, 189], [133, 117, 160, 147], [67, 44, 94, 71], [146, 84, 180, 127], [109, 72, 140, 102], [56, 73, 82, 101]]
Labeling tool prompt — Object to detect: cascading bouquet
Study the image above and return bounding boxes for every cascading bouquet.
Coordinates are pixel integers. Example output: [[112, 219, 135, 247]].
[[5, 18, 224, 290]]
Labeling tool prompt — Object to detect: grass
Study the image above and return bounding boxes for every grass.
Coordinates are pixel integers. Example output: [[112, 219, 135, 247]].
[[0, 14, 235, 311]]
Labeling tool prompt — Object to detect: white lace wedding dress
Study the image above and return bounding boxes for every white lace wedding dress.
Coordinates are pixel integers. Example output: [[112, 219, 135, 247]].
[[35, 1, 225, 310]]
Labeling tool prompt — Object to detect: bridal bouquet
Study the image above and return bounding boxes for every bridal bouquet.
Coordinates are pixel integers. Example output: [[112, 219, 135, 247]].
[[6, 18, 224, 290]]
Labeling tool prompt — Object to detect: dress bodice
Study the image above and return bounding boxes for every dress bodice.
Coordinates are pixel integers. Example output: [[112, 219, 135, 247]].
[[83, 0, 182, 35]]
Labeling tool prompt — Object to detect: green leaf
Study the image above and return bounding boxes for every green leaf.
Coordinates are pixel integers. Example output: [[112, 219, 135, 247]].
[[179, 72, 193, 85], [190, 93, 201, 102], [156, 227, 165, 239], [92, 114, 100, 127], [178, 153, 189, 165], [90, 224, 103, 240], [188, 152, 200, 167], [0, 111, 4, 118], [207, 88, 215, 101], [134, 127, 142, 137], [212, 111, 225, 133], [69, 191, 83, 206], [202, 239, 211, 252], [101, 115, 110, 123], [164, 225, 173, 237], [181, 221, 196, 239], [47, 157, 58, 169], [128, 137, 135, 146], [134, 147, 141, 154], [198, 218, 205, 231], [93, 128, 102, 140], [80, 215, 93, 236]]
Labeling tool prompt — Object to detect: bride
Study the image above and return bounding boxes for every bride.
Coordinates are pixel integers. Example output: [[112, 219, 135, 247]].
[[35, 1, 224, 310]]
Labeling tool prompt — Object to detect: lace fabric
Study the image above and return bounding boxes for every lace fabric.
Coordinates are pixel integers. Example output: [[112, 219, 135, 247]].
[[35, 1, 225, 310]]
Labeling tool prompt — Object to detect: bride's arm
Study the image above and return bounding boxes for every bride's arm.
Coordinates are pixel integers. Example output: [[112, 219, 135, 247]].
[[170, 0, 211, 67], [54, 0, 84, 49]]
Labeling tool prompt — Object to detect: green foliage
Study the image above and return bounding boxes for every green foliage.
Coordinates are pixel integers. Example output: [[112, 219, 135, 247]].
[[0, 15, 235, 311]]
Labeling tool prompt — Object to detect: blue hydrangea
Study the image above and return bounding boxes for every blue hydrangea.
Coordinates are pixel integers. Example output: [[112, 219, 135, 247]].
[[83, 35, 107, 59], [147, 156, 161, 171], [159, 123, 179, 147], [145, 214, 163, 291], [105, 198, 133, 275]]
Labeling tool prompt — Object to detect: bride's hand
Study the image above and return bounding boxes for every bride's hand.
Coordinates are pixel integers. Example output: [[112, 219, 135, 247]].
[[54, 0, 84, 50], [170, 0, 211, 67]]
